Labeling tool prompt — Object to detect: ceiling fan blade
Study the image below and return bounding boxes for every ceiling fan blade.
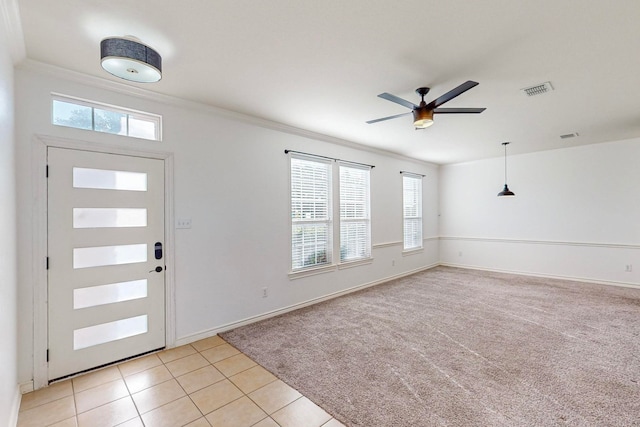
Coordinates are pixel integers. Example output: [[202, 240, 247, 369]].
[[377, 93, 417, 110], [366, 111, 412, 124], [425, 81, 479, 110], [433, 107, 486, 114]]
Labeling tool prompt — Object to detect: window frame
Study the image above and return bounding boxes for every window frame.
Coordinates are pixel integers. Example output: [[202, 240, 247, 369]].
[[289, 153, 373, 277], [338, 162, 371, 263], [402, 172, 423, 252], [51, 93, 162, 141], [289, 153, 334, 272]]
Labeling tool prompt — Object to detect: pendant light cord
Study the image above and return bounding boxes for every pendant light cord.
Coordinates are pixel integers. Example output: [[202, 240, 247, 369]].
[[502, 142, 510, 185], [504, 143, 507, 184]]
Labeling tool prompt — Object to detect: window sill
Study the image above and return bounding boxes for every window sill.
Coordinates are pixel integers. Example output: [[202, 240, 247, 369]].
[[338, 257, 373, 270], [288, 257, 374, 279], [402, 247, 424, 256], [288, 264, 337, 280]]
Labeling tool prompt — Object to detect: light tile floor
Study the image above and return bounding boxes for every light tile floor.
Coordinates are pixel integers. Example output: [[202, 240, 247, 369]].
[[18, 336, 345, 427]]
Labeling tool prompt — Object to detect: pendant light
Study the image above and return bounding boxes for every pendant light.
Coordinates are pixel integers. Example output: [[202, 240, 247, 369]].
[[100, 37, 162, 83], [497, 142, 515, 197]]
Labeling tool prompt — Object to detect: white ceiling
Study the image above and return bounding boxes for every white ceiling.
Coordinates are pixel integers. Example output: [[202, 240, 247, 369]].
[[14, 0, 640, 164]]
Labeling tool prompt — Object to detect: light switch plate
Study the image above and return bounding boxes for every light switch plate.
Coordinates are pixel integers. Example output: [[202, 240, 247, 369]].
[[176, 218, 192, 229]]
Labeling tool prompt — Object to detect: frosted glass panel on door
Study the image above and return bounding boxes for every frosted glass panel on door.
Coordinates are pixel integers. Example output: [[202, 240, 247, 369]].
[[73, 315, 148, 350], [73, 167, 147, 191], [73, 244, 147, 269], [73, 279, 148, 309], [73, 208, 147, 228]]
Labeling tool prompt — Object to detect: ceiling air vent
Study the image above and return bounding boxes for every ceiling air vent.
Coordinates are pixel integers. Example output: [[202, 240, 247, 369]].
[[522, 81, 554, 96], [560, 132, 579, 139]]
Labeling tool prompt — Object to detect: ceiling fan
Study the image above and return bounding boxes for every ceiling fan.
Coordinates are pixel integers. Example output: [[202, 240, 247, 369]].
[[366, 80, 486, 129]]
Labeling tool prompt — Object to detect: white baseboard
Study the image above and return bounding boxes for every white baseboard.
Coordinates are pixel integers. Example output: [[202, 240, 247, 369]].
[[19, 381, 34, 394], [440, 262, 640, 290], [175, 263, 439, 346], [9, 384, 21, 427]]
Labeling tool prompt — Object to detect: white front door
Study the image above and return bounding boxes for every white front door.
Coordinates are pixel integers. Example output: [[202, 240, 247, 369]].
[[47, 147, 166, 380]]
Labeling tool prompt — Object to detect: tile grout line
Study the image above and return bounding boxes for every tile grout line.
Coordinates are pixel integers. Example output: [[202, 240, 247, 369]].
[[117, 363, 146, 425], [186, 338, 290, 424], [70, 377, 78, 423], [144, 340, 248, 423], [167, 339, 314, 426], [71, 368, 141, 426], [165, 353, 207, 424], [188, 342, 259, 421], [212, 339, 342, 427]]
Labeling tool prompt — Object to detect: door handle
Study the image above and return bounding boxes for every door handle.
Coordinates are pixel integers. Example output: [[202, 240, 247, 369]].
[[149, 266, 163, 273]]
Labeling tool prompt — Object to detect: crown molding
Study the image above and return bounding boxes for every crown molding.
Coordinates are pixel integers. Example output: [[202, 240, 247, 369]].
[[17, 58, 438, 169], [0, 0, 26, 63]]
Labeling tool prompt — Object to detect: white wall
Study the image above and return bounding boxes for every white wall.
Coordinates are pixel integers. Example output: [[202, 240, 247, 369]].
[[439, 138, 640, 286], [14, 64, 439, 385], [0, 17, 19, 427]]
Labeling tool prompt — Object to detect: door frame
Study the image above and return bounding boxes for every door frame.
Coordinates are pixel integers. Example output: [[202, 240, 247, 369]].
[[31, 134, 176, 389]]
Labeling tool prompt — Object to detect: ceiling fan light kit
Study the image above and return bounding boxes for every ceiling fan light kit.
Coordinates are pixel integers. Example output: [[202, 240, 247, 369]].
[[100, 37, 162, 83], [413, 108, 434, 129], [367, 81, 485, 128]]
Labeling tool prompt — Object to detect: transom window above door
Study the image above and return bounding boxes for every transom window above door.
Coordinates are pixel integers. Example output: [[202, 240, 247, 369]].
[[52, 94, 162, 141]]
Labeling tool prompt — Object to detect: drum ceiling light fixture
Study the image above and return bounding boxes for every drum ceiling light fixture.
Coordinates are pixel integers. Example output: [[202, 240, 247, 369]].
[[100, 37, 162, 83]]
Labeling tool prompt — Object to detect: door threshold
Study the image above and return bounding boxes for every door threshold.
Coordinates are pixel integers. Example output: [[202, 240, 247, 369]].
[[49, 347, 165, 385]]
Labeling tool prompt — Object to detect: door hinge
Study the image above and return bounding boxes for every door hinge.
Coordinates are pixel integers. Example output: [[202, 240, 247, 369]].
[[46, 165, 49, 178], [46, 257, 49, 270], [46, 349, 49, 362]]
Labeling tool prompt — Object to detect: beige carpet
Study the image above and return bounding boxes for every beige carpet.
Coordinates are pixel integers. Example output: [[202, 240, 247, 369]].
[[221, 267, 640, 426]]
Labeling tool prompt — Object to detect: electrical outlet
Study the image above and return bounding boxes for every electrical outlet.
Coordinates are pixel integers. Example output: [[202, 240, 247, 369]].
[[625, 264, 633, 272], [176, 218, 192, 229], [262, 287, 268, 298], [458, 251, 463, 257], [392, 259, 395, 266]]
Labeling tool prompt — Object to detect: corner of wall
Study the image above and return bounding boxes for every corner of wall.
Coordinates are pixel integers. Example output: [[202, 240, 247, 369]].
[[0, 1, 20, 424], [8, 385, 20, 427]]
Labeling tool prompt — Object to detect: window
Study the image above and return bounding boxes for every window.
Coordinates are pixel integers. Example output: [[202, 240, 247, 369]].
[[290, 155, 332, 270], [290, 154, 372, 272], [403, 173, 423, 250], [52, 94, 162, 141], [340, 164, 371, 261]]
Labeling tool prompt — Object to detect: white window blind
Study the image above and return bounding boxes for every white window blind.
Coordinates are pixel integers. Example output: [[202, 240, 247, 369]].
[[290, 155, 332, 270], [339, 164, 371, 261], [403, 173, 423, 250]]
